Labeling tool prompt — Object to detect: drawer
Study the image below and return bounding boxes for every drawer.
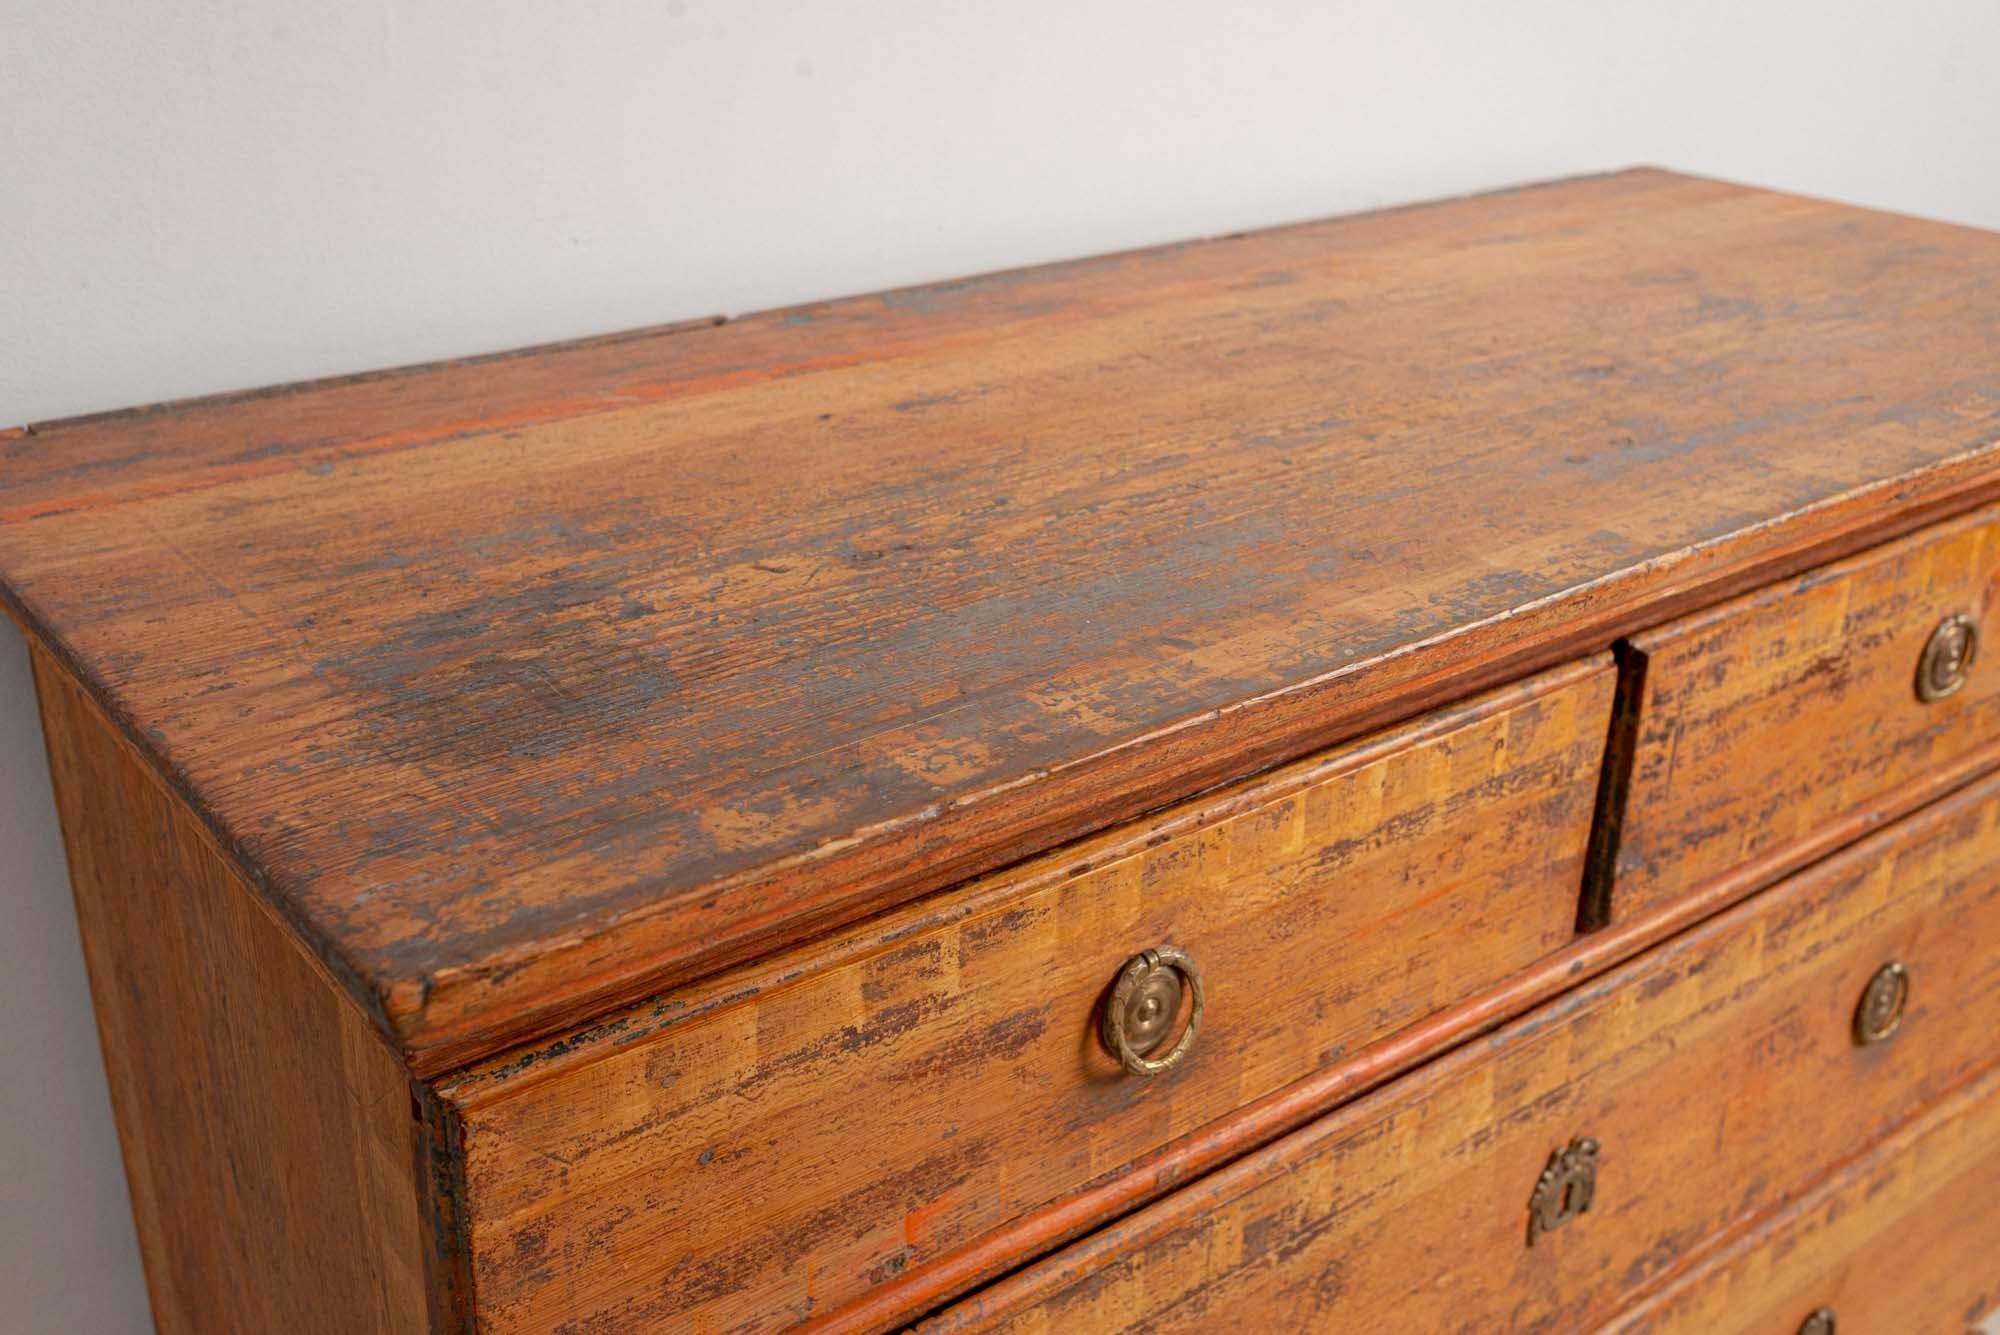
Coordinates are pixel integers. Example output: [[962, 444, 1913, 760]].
[[1592, 504, 2000, 927], [441, 659, 1613, 1333], [1601, 1059, 2000, 1335], [922, 765, 2000, 1333]]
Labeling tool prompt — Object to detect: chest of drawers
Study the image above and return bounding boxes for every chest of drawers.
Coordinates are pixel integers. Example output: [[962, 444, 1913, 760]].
[[7, 167, 2000, 1332]]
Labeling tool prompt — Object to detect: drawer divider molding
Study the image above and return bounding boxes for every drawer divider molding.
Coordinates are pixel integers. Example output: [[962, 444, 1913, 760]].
[[1579, 637, 1652, 932]]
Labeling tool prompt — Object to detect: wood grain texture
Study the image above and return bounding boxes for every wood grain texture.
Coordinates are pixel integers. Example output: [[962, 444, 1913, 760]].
[[8, 168, 2000, 1067], [32, 648, 449, 1333], [445, 659, 1610, 1333], [1597, 503, 2000, 925], [921, 767, 2000, 1333], [809, 722, 2000, 1335], [1599, 1059, 2000, 1334]]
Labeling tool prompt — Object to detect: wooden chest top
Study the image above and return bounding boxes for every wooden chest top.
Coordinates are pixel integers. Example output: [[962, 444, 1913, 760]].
[[6, 167, 2000, 1070]]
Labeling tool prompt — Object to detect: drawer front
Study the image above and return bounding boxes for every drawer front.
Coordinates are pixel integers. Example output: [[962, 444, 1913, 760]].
[[1598, 504, 2000, 926], [1602, 1060, 2000, 1335], [924, 768, 2000, 1334], [448, 661, 1612, 1333]]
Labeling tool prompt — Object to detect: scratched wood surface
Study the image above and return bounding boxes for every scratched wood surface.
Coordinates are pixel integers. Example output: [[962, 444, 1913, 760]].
[[920, 769, 2000, 1333], [444, 660, 1608, 1333], [1595, 503, 2000, 926], [1599, 1059, 2000, 1334], [7, 168, 2000, 1067], [32, 648, 455, 1333]]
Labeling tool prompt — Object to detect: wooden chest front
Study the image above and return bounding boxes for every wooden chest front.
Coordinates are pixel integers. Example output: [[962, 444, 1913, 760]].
[[923, 769, 2000, 1331], [445, 664, 1612, 1331]]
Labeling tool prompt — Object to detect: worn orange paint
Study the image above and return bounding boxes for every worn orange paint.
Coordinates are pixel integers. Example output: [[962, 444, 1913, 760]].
[[31, 649, 451, 1333], [7, 169, 2000, 1070], [1600, 1061, 2000, 1332], [444, 662, 1611, 1333], [10, 167, 2000, 1332], [1594, 503, 2000, 927], [809, 728, 2000, 1333], [922, 771, 2000, 1331]]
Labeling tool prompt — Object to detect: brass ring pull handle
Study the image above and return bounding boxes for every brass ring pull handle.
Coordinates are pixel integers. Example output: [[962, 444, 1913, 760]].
[[1797, 1307, 1837, 1335], [1916, 613, 1978, 702], [1101, 946, 1204, 1076]]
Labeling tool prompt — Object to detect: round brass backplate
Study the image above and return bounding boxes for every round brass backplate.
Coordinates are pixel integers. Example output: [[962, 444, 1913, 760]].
[[1120, 966, 1183, 1054], [1797, 1306, 1837, 1335], [1853, 962, 1909, 1046], [1916, 613, 1979, 702], [1101, 946, 1204, 1077]]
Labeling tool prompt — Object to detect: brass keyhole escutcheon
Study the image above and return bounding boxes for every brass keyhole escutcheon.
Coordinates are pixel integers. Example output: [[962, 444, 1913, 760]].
[[1101, 946, 1204, 1077], [1916, 613, 1979, 702], [1853, 961, 1909, 1046], [1526, 1137, 1599, 1245], [1797, 1308, 1837, 1335]]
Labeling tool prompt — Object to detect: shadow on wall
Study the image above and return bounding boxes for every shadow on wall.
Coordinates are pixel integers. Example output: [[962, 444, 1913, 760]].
[[0, 628, 152, 1332]]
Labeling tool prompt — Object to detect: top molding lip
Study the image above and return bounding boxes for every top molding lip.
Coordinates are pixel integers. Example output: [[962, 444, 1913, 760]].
[[8, 165, 2000, 1075]]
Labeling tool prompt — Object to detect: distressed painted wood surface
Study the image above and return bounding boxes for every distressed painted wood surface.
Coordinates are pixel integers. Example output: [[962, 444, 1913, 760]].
[[809, 728, 1996, 1335], [1600, 1059, 2000, 1334], [8, 169, 2000, 1067], [32, 648, 455, 1333], [444, 661, 1608, 1333], [1594, 503, 2000, 926], [921, 769, 2000, 1333]]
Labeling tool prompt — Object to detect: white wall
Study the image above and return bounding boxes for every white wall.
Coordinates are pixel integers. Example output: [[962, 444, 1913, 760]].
[[4, 1, 1999, 1327]]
